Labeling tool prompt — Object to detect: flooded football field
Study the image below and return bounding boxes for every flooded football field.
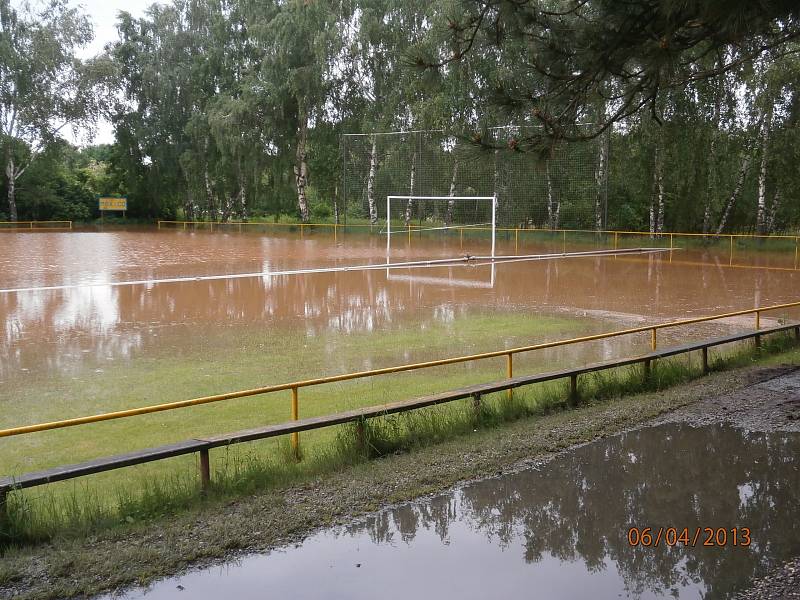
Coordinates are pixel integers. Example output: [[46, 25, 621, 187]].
[[1, 227, 799, 477], [2, 227, 798, 381], [103, 423, 800, 600]]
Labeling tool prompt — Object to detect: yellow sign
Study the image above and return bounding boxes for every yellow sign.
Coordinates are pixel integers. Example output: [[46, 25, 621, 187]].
[[98, 197, 127, 211]]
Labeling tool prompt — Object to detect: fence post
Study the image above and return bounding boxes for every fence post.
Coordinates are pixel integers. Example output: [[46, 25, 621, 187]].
[[472, 393, 482, 415], [569, 374, 578, 406], [459, 227, 463, 249], [643, 359, 651, 382], [0, 488, 8, 535], [199, 448, 211, 495], [291, 386, 300, 458], [515, 229, 519, 253], [729, 236, 733, 266], [755, 311, 761, 348], [701, 347, 709, 375], [506, 353, 513, 401], [651, 328, 658, 351], [355, 418, 366, 454]]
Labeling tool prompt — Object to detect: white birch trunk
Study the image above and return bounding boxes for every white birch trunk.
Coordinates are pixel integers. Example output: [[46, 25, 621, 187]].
[[334, 184, 340, 225], [715, 154, 751, 234], [444, 158, 458, 227], [294, 104, 310, 223], [366, 136, 378, 225], [404, 151, 416, 226], [649, 143, 664, 235], [594, 132, 608, 231], [756, 103, 773, 234], [5, 155, 18, 222], [702, 68, 724, 234], [546, 161, 559, 229], [766, 189, 781, 233]]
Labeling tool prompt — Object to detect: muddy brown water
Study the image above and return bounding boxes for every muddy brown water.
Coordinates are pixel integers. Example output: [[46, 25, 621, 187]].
[[101, 423, 800, 600], [1, 228, 798, 384]]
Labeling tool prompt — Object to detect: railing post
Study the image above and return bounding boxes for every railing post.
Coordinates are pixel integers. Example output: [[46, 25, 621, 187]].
[[562, 230, 566, 253], [515, 229, 519, 253], [199, 448, 211, 495], [569, 374, 578, 406], [0, 488, 8, 535], [644, 359, 651, 382], [701, 347, 709, 375], [459, 227, 463, 248], [755, 310, 761, 348], [614, 232, 618, 251], [355, 418, 366, 454], [729, 235, 733, 266], [506, 353, 513, 401], [472, 392, 482, 415], [291, 386, 300, 458], [651, 328, 657, 351]]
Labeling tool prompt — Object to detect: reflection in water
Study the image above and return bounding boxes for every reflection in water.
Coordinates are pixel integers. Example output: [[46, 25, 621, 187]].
[[2, 230, 799, 381], [111, 424, 800, 600]]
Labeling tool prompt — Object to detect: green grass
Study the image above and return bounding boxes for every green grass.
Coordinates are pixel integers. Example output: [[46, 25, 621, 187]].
[[0, 311, 598, 537], [3, 330, 797, 546]]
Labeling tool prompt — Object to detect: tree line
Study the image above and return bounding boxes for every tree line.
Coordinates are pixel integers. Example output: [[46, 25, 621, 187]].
[[1, 0, 798, 234]]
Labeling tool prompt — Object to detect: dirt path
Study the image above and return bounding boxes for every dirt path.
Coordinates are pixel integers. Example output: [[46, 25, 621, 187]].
[[1, 360, 798, 600]]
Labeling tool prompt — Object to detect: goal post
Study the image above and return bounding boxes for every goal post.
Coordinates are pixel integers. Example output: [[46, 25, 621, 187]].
[[385, 195, 497, 262]]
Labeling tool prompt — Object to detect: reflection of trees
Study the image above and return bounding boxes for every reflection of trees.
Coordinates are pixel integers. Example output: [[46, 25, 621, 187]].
[[354, 425, 800, 600], [3, 240, 794, 379]]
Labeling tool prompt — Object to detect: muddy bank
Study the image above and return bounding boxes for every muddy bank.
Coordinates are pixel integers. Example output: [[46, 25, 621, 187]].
[[1, 360, 798, 599]]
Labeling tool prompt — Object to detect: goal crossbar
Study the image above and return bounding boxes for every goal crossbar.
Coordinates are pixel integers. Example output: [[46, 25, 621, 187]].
[[386, 195, 497, 260]]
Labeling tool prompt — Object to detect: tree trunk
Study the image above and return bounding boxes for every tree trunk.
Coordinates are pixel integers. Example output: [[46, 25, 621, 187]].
[[594, 131, 608, 231], [715, 154, 751, 234], [649, 143, 664, 235], [546, 161, 559, 229], [5, 155, 18, 222], [444, 158, 458, 227], [184, 189, 196, 222], [294, 103, 310, 223], [334, 184, 340, 225], [366, 136, 378, 225], [404, 151, 416, 226], [766, 188, 781, 233], [239, 183, 247, 222], [756, 103, 773, 235], [702, 69, 724, 235]]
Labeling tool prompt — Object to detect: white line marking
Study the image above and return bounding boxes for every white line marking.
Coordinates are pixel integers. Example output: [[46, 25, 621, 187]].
[[0, 248, 674, 294]]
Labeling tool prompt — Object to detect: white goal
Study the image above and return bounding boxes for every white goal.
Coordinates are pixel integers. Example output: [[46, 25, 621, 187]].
[[384, 195, 497, 289], [385, 195, 497, 261]]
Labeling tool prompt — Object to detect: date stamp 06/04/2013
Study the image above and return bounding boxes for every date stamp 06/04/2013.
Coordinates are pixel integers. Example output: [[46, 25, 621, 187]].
[[627, 527, 752, 548]]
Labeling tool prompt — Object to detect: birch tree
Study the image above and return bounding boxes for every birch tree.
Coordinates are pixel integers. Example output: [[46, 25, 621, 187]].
[[0, 0, 105, 220]]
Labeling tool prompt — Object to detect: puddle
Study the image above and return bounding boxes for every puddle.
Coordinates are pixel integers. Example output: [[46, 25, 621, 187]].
[[106, 423, 800, 599]]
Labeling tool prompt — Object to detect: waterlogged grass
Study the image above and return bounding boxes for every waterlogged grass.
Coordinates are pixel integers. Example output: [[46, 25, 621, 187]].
[[3, 331, 797, 546], [1, 311, 600, 537]]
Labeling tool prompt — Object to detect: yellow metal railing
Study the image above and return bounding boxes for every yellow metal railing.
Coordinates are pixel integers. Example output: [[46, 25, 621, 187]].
[[157, 221, 800, 266], [2, 299, 799, 443], [0, 220, 72, 230]]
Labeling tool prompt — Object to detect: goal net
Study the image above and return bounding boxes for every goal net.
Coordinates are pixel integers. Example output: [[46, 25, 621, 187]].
[[341, 126, 608, 232], [385, 195, 496, 260]]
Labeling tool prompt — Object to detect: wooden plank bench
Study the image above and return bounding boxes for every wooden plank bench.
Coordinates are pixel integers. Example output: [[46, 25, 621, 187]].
[[2, 321, 798, 522]]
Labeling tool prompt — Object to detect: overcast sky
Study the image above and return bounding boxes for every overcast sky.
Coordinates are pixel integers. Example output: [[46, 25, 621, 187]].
[[71, 0, 164, 145], [15, 0, 163, 145]]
